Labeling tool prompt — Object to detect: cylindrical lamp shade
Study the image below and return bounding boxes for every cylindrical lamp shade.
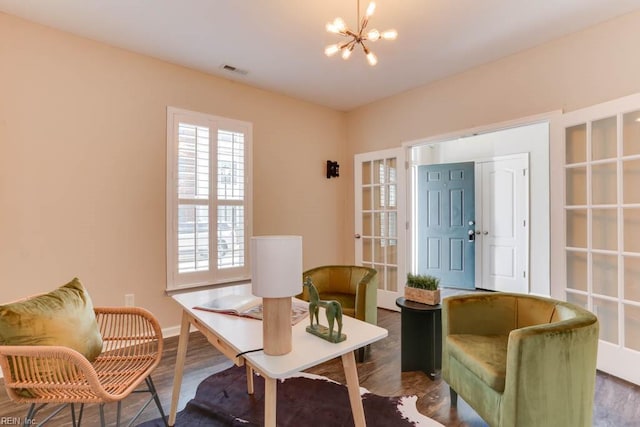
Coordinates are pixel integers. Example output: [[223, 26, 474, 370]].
[[251, 236, 303, 297]]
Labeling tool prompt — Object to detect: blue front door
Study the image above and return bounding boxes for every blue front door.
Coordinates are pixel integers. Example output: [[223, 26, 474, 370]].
[[417, 162, 475, 289]]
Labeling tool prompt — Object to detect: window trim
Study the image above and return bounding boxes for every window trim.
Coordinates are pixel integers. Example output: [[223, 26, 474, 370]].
[[166, 106, 253, 291]]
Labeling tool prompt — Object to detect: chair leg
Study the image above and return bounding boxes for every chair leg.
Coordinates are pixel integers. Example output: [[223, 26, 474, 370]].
[[355, 344, 370, 362], [26, 404, 69, 426], [24, 404, 37, 427], [99, 403, 106, 427], [78, 404, 85, 426], [69, 403, 78, 427], [146, 376, 169, 426], [450, 387, 458, 408]]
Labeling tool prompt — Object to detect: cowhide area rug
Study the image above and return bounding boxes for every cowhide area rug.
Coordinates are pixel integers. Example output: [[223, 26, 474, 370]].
[[139, 365, 442, 426]]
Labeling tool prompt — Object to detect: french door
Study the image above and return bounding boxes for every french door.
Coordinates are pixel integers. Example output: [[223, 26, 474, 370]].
[[354, 148, 406, 311], [559, 93, 640, 385]]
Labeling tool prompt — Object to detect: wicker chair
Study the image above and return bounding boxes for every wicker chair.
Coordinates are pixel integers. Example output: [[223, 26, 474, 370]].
[[0, 306, 167, 426]]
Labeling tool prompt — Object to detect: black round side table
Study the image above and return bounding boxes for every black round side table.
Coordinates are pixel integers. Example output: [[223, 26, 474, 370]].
[[395, 297, 442, 379]]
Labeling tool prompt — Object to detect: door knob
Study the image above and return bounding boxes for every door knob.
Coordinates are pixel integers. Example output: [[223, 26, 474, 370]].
[[483, 231, 489, 235], [354, 234, 361, 239]]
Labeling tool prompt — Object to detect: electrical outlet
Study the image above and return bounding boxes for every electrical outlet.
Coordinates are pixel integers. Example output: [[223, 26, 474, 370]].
[[125, 294, 135, 307]]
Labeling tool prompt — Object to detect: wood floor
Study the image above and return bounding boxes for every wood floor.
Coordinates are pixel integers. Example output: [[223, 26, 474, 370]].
[[1, 308, 639, 426]]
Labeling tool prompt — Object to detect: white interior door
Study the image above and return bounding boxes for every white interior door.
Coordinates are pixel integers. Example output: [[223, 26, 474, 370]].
[[355, 148, 406, 311], [476, 155, 529, 293]]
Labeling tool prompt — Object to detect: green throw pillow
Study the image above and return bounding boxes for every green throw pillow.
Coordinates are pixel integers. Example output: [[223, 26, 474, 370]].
[[0, 277, 103, 361]]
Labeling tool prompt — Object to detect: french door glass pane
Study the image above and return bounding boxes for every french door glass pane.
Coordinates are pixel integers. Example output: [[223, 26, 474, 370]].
[[624, 256, 640, 302], [592, 253, 617, 297], [387, 158, 397, 183], [375, 266, 384, 290], [592, 208, 617, 251], [362, 187, 372, 210], [566, 292, 588, 309], [387, 242, 398, 265], [592, 163, 617, 205], [624, 304, 640, 351], [593, 297, 619, 344], [374, 160, 384, 183], [387, 266, 398, 291], [566, 209, 587, 248], [566, 167, 587, 205], [623, 208, 640, 253], [374, 239, 385, 263], [374, 212, 383, 237], [622, 159, 640, 204], [566, 251, 588, 291], [362, 238, 373, 262], [362, 213, 372, 236], [374, 186, 382, 209], [362, 161, 372, 185], [388, 212, 397, 238], [566, 124, 587, 164], [591, 116, 617, 161], [623, 110, 640, 156]]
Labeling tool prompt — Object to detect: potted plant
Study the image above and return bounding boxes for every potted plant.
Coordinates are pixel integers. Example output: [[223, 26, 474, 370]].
[[405, 273, 441, 305]]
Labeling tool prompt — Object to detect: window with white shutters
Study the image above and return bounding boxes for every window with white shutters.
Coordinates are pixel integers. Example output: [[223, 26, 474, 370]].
[[166, 107, 252, 290]]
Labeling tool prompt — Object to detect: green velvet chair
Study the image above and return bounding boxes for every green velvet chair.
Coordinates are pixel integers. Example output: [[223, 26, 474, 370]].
[[298, 265, 378, 361], [442, 293, 599, 427]]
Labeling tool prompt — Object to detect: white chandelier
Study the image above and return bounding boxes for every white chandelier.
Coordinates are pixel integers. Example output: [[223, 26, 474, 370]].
[[324, 1, 397, 66]]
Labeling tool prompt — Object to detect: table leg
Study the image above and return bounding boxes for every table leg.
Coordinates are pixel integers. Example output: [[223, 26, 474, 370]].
[[168, 312, 191, 426], [245, 364, 254, 394], [342, 351, 366, 427], [264, 376, 277, 427]]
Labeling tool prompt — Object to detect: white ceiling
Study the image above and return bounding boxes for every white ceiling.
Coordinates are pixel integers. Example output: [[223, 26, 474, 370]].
[[2, 0, 640, 111]]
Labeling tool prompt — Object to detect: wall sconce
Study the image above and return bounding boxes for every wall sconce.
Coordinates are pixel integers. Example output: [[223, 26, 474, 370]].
[[326, 160, 340, 178]]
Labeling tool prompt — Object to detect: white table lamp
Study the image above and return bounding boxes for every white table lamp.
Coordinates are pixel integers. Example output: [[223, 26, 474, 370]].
[[251, 235, 303, 355]]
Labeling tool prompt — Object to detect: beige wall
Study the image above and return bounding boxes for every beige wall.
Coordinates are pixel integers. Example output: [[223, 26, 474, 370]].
[[4, 8, 640, 330], [344, 10, 640, 265], [0, 13, 348, 329]]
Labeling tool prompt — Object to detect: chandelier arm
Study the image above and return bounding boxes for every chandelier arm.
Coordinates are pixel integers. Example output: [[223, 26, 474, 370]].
[[360, 16, 369, 35], [345, 29, 359, 38], [340, 40, 355, 50]]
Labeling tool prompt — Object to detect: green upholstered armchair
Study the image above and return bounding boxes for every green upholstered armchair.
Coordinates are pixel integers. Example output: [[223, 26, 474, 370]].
[[442, 293, 599, 427], [298, 265, 378, 360]]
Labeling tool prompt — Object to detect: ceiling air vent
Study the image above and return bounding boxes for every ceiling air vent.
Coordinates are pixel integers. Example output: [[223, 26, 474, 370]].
[[220, 64, 248, 75]]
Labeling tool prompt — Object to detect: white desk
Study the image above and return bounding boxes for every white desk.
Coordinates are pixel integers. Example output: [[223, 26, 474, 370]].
[[168, 284, 388, 427]]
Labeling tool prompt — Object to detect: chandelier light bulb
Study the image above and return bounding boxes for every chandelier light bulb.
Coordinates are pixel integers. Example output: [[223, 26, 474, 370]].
[[366, 29, 381, 41], [324, 44, 341, 56], [366, 2, 376, 17], [381, 29, 398, 40], [342, 48, 352, 60], [366, 51, 378, 66], [333, 17, 346, 32]]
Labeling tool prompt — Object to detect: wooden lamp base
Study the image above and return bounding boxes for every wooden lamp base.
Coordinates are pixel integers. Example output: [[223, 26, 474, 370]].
[[262, 297, 292, 355]]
